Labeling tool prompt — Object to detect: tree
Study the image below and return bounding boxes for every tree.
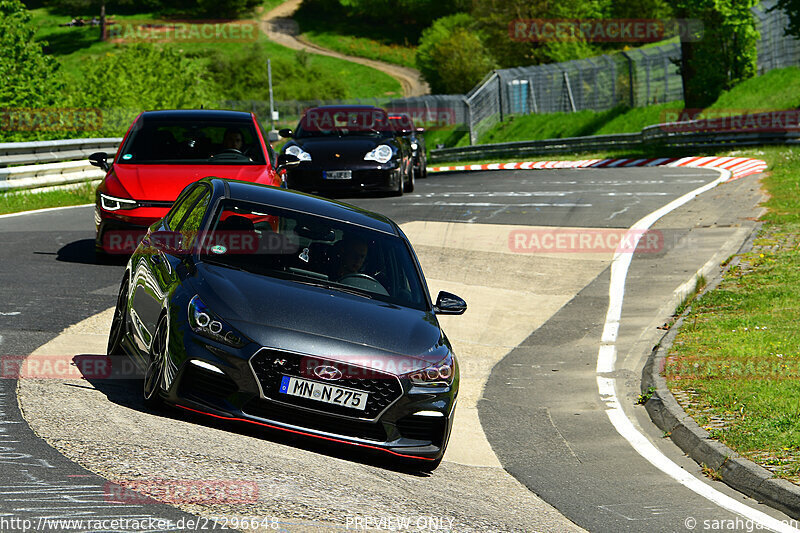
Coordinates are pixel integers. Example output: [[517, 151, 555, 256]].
[[0, 0, 62, 107], [68, 44, 217, 134], [416, 13, 495, 94], [773, 0, 800, 38], [671, 0, 759, 109]]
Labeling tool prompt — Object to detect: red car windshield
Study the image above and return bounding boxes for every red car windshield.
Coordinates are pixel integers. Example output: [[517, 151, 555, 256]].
[[118, 119, 267, 165]]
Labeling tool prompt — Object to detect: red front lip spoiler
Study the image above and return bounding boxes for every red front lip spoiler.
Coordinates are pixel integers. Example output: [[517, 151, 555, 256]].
[[176, 404, 435, 461]]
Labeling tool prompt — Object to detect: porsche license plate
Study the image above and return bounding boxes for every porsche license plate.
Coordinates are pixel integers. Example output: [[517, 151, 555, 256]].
[[279, 375, 368, 410], [324, 170, 352, 180]]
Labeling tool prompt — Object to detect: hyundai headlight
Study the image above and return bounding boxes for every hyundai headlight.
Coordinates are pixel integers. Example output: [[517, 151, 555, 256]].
[[285, 145, 312, 161], [188, 295, 247, 348], [407, 353, 455, 387], [100, 193, 138, 211], [364, 145, 393, 164]]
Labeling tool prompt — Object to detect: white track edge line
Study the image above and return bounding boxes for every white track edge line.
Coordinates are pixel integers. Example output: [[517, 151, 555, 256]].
[[596, 167, 799, 533], [0, 203, 93, 219]]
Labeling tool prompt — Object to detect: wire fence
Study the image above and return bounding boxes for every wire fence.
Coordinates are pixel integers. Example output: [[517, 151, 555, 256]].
[[226, 2, 799, 146]]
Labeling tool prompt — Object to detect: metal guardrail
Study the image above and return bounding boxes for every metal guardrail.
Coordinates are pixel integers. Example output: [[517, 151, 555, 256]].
[[430, 126, 800, 163], [0, 138, 121, 193]]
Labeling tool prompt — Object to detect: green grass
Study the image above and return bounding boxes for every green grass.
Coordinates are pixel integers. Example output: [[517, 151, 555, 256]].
[[299, 32, 416, 68], [706, 67, 800, 112], [0, 183, 96, 215], [293, 1, 417, 68], [30, 6, 402, 100], [663, 145, 800, 483], [472, 103, 680, 145], [468, 66, 800, 147]]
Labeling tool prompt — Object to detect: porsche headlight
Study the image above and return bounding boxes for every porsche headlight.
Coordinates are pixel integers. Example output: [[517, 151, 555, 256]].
[[100, 193, 138, 211], [364, 144, 393, 164], [188, 295, 247, 348], [285, 145, 312, 162], [407, 353, 455, 387]]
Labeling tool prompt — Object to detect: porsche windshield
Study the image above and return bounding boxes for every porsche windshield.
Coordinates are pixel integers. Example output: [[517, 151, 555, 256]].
[[118, 118, 266, 164], [196, 200, 428, 310], [295, 108, 395, 139]]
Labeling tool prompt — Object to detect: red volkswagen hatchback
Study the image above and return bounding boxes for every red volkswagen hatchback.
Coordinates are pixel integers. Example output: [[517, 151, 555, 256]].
[[91, 109, 281, 259]]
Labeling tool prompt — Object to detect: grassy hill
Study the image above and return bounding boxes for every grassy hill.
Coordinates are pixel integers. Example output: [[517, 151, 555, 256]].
[[463, 67, 800, 147], [30, 5, 402, 104]]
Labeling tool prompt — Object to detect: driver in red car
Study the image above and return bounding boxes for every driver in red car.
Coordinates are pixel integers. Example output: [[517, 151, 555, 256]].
[[223, 128, 244, 151]]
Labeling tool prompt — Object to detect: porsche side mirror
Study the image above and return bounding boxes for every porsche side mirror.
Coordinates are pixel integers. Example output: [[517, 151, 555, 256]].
[[433, 291, 467, 315], [88, 152, 110, 171], [278, 128, 294, 138]]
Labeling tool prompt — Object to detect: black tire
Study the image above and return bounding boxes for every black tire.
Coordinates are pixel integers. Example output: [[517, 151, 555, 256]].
[[107, 277, 128, 356], [390, 171, 403, 197], [143, 315, 167, 408], [404, 165, 415, 193]]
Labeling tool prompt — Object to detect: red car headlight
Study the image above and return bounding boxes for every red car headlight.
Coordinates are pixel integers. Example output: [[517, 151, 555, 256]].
[[100, 193, 139, 211]]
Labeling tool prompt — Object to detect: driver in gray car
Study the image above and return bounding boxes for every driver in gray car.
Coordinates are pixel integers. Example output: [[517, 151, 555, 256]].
[[328, 236, 368, 281]]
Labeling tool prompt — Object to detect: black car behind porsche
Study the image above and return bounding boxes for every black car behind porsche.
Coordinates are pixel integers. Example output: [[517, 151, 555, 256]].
[[278, 106, 415, 196], [108, 177, 466, 467]]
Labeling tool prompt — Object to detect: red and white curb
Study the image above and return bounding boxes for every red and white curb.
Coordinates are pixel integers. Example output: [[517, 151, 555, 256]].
[[428, 156, 768, 182]]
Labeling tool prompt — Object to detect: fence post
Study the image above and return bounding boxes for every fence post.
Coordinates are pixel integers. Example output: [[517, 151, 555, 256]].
[[497, 73, 504, 123], [466, 99, 475, 146], [620, 51, 635, 107], [563, 72, 577, 112]]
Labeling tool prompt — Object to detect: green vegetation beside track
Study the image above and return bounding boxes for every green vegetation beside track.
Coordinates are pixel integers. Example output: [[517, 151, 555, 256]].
[[664, 146, 800, 483]]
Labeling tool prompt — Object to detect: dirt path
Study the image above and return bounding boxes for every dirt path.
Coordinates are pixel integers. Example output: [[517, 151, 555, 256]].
[[257, 0, 430, 97]]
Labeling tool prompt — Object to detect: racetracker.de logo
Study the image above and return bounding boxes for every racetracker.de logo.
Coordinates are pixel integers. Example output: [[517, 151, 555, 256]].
[[108, 20, 258, 43], [385, 107, 456, 127], [0, 108, 102, 132], [508, 18, 703, 43], [509, 228, 663, 254], [659, 109, 800, 133], [105, 479, 258, 505]]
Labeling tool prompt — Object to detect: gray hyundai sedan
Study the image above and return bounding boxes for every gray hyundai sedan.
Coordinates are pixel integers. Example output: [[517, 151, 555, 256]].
[[108, 177, 466, 469]]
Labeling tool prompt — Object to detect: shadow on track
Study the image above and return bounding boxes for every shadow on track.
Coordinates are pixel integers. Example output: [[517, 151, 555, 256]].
[[55, 239, 127, 265]]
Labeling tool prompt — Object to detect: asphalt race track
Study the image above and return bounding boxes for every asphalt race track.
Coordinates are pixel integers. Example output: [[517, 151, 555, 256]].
[[1, 167, 796, 532]]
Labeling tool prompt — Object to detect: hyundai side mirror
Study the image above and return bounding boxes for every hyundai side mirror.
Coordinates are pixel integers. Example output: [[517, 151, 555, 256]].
[[278, 128, 294, 139], [434, 291, 467, 315], [88, 152, 110, 171]]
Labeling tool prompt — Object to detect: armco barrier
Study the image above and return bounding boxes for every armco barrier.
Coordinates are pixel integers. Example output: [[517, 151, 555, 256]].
[[431, 119, 800, 163], [0, 138, 122, 166], [0, 138, 121, 193]]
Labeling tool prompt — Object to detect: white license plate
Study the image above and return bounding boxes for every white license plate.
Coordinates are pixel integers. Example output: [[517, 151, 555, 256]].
[[279, 375, 368, 410], [324, 170, 352, 180]]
